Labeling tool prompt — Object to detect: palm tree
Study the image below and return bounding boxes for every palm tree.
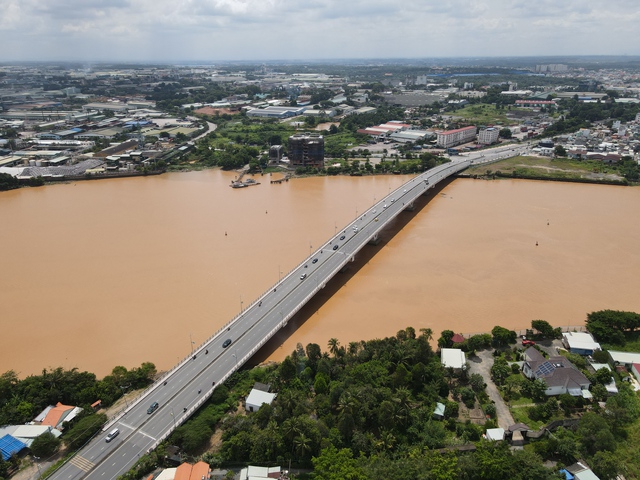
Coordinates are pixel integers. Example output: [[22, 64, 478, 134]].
[[294, 433, 312, 460], [420, 328, 433, 342], [328, 338, 340, 357]]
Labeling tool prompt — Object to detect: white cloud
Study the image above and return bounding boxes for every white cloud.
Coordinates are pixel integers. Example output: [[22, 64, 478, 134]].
[[0, 0, 637, 61]]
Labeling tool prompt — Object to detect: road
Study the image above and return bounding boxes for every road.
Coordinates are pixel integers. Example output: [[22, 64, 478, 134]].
[[49, 144, 530, 480]]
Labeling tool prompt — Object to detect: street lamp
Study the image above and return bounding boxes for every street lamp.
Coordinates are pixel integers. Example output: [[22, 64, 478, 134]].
[[120, 385, 130, 408], [232, 352, 238, 368], [240, 294, 243, 312], [190, 333, 195, 355], [34, 456, 42, 478]]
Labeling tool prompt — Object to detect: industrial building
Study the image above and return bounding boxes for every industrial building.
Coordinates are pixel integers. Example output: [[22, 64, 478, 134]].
[[478, 127, 500, 145], [246, 106, 305, 119], [436, 126, 476, 148], [288, 133, 324, 167]]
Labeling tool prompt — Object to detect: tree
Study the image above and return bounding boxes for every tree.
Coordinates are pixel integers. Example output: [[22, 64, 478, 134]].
[[311, 445, 366, 480], [30, 431, 60, 458], [491, 326, 516, 347], [328, 338, 341, 358], [438, 330, 455, 349], [490, 357, 511, 386], [499, 128, 512, 139], [64, 413, 107, 450], [577, 412, 616, 455], [591, 451, 620, 480], [554, 145, 567, 157], [531, 320, 555, 338]]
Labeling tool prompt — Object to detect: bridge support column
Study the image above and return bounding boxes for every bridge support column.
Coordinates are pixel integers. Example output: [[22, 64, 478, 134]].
[[368, 233, 380, 245], [404, 201, 415, 211]]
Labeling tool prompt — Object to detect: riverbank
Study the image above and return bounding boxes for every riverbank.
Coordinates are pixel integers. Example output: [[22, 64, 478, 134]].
[[464, 155, 633, 185]]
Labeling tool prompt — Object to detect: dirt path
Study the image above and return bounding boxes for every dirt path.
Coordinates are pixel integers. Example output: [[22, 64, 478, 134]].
[[467, 349, 515, 430]]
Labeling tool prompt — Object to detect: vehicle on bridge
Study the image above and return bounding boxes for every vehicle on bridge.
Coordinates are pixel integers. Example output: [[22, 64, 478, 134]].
[[300, 273, 307, 280], [147, 402, 159, 414], [222, 338, 232, 348], [105, 428, 119, 443]]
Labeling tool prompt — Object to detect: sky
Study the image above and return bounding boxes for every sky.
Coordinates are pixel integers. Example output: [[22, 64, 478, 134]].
[[0, 0, 639, 62]]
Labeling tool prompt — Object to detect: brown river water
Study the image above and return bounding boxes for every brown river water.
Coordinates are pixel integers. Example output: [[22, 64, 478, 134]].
[[2, 170, 640, 377]]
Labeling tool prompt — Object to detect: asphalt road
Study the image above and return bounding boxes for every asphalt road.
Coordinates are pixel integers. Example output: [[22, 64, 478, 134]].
[[49, 146, 530, 480]]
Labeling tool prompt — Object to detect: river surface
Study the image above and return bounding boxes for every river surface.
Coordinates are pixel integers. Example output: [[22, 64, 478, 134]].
[[2, 171, 640, 377]]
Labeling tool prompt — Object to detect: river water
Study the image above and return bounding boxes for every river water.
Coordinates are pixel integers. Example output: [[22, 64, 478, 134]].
[[2, 171, 639, 377]]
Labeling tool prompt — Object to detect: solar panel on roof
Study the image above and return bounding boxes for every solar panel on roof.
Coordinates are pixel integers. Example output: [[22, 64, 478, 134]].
[[535, 361, 555, 377]]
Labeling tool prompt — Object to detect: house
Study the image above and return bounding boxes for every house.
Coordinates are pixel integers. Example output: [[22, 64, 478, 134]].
[[485, 428, 505, 441], [522, 347, 590, 396], [35, 402, 83, 430], [632, 363, 640, 383], [174, 461, 210, 480], [440, 348, 466, 370], [245, 389, 276, 413], [0, 434, 27, 461], [562, 332, 601, 355], [451, 333, 465, 345], [565, 462, 601, 480], [0, 425, 62, 449], [608, 350, 640, 369], [239, 465, 284, 480]]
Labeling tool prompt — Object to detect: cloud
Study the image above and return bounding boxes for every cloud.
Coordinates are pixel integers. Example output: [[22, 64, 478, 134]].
[[0, 0, 638, 61]]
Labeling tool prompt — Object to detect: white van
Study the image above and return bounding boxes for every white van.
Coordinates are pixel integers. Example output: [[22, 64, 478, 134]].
[[105, 428, 119, 443]]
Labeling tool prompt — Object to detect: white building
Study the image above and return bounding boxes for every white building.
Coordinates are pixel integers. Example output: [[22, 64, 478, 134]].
[[562, 332, 601, 355], [245, 389, 276, 412], [436, 126, 476, 148], [441, 348, 466, 370], [478, 127, 500, 145]]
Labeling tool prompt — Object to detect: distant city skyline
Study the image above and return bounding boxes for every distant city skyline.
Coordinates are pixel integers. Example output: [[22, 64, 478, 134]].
[[0, 0, 639, 62]]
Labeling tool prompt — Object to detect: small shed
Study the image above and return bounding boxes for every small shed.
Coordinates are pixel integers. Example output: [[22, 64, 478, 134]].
[[433, 402, 446, 420], [245, 389, 276, 413], [485, 428, 505, 441]]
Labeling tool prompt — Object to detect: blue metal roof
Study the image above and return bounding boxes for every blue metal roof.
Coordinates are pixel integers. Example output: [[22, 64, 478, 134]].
[[0, 434, 27, 460]]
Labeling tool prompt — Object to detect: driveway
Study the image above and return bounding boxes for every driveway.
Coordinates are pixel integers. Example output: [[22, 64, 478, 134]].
[[467, 349, 515, 430]]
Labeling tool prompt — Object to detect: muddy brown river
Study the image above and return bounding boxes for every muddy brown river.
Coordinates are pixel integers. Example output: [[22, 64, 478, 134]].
[[2, 170, 639, 377]]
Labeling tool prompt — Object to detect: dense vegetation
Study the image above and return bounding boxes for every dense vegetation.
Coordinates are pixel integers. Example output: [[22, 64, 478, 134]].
[[189, 328, 569, 480], [586, 310, 640, 346], [0, 363, 156, 426]]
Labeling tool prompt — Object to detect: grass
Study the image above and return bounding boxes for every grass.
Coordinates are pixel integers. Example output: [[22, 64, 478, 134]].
[[465, 155, 626, 183], [450, 104, 515, 125]]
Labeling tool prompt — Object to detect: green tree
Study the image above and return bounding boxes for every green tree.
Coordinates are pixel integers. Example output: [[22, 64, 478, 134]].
[[554, 145, 567, 157], [438, 330, 455, 349], [328, 338, 341, 358], [311, 445, 366, 480], [491, 357, 511, 386], [499, 128, 512, 139], [491, 326, 516, 347], [30, 431, 60, 458], [64, 413, 107, 450], [531, 320, 555, 338]]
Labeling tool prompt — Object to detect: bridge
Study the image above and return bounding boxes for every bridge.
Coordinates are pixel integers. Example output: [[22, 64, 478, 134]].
[[47, 149, 521, 479]]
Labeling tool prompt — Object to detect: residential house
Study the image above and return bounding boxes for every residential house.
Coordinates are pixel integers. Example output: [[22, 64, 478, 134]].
[[522, 347, 590, 396]]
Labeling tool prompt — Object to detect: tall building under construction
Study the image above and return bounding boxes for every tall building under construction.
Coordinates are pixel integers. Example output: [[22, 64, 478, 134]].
[[288, 133, 324, 168]]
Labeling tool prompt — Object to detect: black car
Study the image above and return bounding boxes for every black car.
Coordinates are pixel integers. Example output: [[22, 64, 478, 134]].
[[340, 235, 345, 240], [222, 338, 232, 348], [312, 258, 318, 264], [147, 402, 159, 414], [333, 245, 339, 251]]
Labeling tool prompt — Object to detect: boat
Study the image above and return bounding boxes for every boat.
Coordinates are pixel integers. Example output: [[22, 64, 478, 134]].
[[230, 178, 261, 188]]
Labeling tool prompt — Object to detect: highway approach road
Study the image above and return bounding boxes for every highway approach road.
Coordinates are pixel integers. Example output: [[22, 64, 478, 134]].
[[49, 144, 530, 480]]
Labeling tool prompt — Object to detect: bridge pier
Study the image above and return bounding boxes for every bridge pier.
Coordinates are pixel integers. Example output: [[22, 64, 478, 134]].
[[404, 201, 415, 212], [368, 233, 380, 245]]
